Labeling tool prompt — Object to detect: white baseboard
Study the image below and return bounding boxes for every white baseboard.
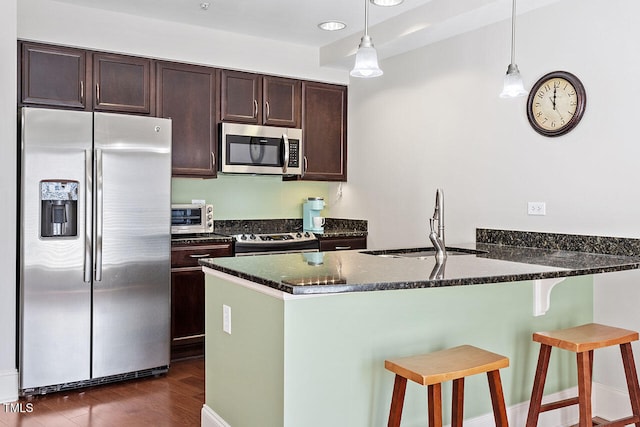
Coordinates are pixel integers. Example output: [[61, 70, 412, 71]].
[[593, 382, 634, 422], [0, 369, 19, 404], [200, 388, 582, 427], [202, 404, 231, 427]]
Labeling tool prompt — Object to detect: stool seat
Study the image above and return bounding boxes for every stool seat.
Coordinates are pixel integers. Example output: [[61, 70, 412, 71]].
[[533, 323, 639, 353], [526, 323, 640, 427], [385, 345, 509, 385], [385, 345, 509, 427]]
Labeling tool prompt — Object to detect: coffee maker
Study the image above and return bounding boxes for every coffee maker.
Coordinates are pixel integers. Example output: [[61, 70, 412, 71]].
[[303, 197, 325, 233]]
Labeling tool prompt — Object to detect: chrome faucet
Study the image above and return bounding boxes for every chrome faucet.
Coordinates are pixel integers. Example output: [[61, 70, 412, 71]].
[[429, 188, 447, 262]]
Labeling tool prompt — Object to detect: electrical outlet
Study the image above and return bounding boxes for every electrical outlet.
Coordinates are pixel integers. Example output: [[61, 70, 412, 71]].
[[223, 304, 231, 334], [528, 202, 546, 216]]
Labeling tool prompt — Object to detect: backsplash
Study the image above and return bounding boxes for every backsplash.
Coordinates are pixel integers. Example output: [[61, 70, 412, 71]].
[[477, 228, 640, 257], [172, 175, 330, 219], [213, 218, 368, 235]]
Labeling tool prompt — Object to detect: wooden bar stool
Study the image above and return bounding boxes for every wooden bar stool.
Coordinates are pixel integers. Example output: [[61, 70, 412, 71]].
[[526, 323, 640, 427], [385, 344, 509, 427]]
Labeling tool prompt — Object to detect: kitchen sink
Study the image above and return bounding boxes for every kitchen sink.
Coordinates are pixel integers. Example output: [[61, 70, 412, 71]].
[[361, 247, 487, 259]]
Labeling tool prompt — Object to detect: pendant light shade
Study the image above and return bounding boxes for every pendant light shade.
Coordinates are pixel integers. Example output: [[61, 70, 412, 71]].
[[500, 64, 527, 98], [351, 0, 383, 78], [499, 0, 526, 98]]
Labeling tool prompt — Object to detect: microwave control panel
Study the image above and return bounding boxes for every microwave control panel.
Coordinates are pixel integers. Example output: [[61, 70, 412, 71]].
[[289, 141, 300, 167]]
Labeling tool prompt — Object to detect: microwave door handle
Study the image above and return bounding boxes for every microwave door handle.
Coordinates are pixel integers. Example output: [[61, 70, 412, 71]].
[[282, 133, 289, 174]]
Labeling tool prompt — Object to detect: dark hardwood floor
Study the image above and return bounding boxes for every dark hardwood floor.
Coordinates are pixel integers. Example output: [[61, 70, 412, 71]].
[[0, 357, 204, 427]]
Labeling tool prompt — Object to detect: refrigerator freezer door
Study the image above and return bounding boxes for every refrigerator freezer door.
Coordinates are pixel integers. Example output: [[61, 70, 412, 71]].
[[20, 108, 93, 389], [92, 112, 171, 377]]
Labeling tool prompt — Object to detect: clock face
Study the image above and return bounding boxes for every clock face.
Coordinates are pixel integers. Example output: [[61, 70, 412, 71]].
[[527, 71, 586, 137]]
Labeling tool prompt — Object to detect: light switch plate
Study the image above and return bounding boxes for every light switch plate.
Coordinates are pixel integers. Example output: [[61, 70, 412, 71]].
[[223, 304, 231, 334]]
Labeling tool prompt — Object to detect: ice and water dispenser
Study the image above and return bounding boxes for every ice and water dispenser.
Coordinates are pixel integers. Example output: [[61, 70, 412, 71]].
[[40, 181, 78, 238]]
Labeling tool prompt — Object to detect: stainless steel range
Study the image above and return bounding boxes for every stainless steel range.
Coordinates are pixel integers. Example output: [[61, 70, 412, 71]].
[[233, 231, 318, 256]]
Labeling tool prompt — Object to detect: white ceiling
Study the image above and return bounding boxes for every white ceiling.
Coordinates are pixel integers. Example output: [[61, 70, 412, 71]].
[[52, 0, 561, 68]]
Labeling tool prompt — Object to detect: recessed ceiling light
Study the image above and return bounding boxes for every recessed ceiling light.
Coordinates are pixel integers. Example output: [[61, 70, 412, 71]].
[[200, 2, 210, 10], [370, 0, 404, 6], [318, 21, 347, 31]]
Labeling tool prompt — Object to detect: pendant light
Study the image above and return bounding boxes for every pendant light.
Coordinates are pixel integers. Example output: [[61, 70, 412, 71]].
[[350, 0, 383, 78], [499, 0, 526, 97]]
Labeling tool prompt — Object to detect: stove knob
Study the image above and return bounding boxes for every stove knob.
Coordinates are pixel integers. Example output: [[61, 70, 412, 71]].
[[304, 232, 310, 238], [240, 234, 247, 240], [296, 232, 302, 238], [249, 234, 257, 240]]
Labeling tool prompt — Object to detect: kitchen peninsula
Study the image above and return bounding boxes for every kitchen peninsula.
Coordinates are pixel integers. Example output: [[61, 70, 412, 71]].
[[199, 229, 640, 427]]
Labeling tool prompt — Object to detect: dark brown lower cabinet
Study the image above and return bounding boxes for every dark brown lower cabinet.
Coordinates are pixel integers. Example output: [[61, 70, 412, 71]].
[[170, 242, 233, 360]]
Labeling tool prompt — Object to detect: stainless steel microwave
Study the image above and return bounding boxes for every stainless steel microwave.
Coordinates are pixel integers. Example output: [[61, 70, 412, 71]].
[[171, 204, 214, 234], [219, 123, 303, 175]]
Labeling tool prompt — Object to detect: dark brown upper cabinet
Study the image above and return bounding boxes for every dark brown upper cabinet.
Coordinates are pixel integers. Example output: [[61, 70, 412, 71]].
[[263, 76, 301, 128], [220, 69, 301, 128], [19, 42, 90, 109], [301, 81, 347, 181], [157, 62, 218, 178], [93, 53, 154, 114]]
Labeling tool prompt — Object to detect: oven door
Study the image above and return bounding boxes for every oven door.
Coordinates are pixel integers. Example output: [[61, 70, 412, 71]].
[[220, 123, 302, 175]]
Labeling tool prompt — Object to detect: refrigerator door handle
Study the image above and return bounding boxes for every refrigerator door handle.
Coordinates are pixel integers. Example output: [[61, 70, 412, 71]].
[[95, 148, 103, 282], [84, 149, 93, 283]]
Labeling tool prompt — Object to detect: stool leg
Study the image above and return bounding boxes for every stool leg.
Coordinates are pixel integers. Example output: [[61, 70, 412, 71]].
[[526, 343, 552, 427], [451, 378, 464, 427], [620, 343, 640, 426], [487, 370, 509, 427], [428, 383, 443, 427], [388, 374, 407, 427], [576, 351, 593, 427]]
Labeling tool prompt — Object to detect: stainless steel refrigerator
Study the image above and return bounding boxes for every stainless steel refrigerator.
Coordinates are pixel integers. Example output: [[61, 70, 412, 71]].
[[19, 107, 172, 394]]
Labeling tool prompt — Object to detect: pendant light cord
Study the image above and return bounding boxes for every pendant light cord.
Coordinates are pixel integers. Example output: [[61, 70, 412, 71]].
[[510, 0, 517, 64], [364, 0, 370, 37]]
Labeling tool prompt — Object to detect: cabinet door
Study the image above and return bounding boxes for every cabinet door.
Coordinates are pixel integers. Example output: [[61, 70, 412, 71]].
[[220, 69, 262, 124], [263, 76, 301, 128], [171, 269, 205, 360], [93, 53, 154, 114], [157, 62, 217, 178], [302, 82, 347, 181], [20, 42, 89, 109]]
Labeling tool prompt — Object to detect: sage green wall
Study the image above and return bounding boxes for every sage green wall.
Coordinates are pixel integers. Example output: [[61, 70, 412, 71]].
[[205, 273, 593, 426], [172, 176, 330, 219]]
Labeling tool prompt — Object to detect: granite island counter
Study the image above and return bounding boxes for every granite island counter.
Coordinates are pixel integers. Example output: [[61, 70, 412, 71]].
[[199, 230, 640, 427]]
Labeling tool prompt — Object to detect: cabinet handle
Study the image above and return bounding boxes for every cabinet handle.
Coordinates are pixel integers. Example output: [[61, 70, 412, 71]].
[[189, 254, 211, 258], [253, 100, 258, 118], [302, 155, 308, 178], [265, 101, 270, 120], [80, 81, 84, 103], [211, 151, 215, 167], [335, 246, 352, 250], [96, 83, 100, 104]]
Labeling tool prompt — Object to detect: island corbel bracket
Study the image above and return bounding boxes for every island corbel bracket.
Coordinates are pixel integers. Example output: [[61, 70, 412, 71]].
[[533, 277, 567, 316]]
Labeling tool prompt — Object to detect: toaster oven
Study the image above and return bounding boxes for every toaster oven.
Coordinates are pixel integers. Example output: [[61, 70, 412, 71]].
[[171, 204, 214, 234]]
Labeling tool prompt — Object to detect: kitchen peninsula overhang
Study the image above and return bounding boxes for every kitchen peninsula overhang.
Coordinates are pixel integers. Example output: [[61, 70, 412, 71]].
[[199, 229, 640, 295]]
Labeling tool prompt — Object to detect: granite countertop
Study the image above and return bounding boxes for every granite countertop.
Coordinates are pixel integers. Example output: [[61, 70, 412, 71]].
[[174, 218, 368, 244], [199, 229, 640, 295], [171, 233, 233, 245]]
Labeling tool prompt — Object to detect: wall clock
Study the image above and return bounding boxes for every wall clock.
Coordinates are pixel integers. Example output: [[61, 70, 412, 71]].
[[526, 71, 586, 137]]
